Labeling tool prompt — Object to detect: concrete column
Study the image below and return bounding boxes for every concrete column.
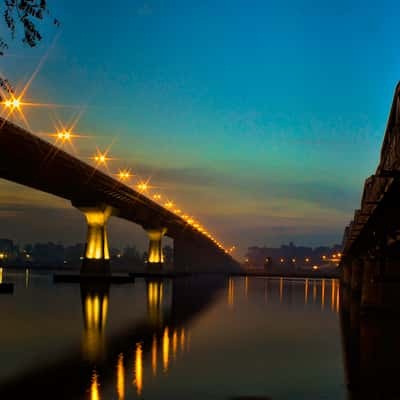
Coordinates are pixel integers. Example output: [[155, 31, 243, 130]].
[[351, 258, 363, 293], [342, 261, 352, 287], [78, 205, 112, 276], [361, 256, 381, 309], [146, 227, 167, 268]]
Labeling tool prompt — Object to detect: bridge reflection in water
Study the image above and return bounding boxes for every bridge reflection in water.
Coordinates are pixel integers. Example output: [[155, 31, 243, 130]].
[[341, 282, 400, 400], [83, 278, 192, 400], [78, 278, 194, 399]]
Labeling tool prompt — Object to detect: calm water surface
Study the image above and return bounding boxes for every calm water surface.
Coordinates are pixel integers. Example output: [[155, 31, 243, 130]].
[[0, 271, 346, 399]]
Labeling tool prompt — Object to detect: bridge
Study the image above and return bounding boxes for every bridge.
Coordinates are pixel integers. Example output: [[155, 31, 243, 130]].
[[341, 82, 400, 310], [0, 117, 239, 275]]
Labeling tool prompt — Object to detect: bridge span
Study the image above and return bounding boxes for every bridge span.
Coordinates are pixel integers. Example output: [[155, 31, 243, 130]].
[[0, 118, 239, 274], [341, 82, 400, 310]]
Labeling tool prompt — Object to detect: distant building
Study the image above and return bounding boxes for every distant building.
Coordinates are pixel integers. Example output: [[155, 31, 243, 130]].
[[0, 238, 15, 252], [245, 242, 342, 269]]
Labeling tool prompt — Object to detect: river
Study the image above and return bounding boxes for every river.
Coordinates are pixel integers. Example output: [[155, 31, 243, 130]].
[[0, 271, 346, 399]]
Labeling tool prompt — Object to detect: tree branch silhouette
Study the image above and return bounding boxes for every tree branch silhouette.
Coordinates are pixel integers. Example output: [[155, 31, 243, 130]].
[[0, 0, 59, 98]]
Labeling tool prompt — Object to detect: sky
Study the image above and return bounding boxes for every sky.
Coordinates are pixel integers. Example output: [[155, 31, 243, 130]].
[[0, 0, 400, 256]]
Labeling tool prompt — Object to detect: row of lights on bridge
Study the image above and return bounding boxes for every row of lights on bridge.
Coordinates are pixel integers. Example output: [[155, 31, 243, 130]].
[[245, 253, 342, 265], [1, 95, 234, 254]]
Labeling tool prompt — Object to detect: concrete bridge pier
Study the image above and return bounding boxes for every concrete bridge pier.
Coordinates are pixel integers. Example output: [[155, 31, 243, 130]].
[[145, 227, 167, 272], [361, 256, 382, 310], [342, 261, 353, 287], [351, 258, 363, 294], [371, 251, 400, 311], [75, 204, 113, 276]]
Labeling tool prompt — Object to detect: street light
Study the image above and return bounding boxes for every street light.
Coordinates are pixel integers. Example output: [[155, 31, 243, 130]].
[[137, 182, 148, 192], [117, 169, 132, 181]]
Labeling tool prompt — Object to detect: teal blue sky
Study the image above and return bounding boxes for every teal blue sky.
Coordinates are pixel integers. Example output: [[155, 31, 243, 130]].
[[0, 0, 399, 255]]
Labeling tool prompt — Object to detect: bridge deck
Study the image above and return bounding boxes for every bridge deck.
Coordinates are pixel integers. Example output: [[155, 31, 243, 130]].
[[0, 118, 222, 250]]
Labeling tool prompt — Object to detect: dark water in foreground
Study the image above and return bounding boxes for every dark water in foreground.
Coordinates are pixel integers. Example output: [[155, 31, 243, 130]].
[[0, 271, 346, 399]]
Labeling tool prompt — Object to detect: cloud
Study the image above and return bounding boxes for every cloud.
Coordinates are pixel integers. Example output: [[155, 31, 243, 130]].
[[121, 159, 359, 214]]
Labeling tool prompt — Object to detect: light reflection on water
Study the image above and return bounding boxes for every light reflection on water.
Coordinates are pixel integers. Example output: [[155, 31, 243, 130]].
[[227, 276, 340, 312], [0, 272, 346, 400]]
